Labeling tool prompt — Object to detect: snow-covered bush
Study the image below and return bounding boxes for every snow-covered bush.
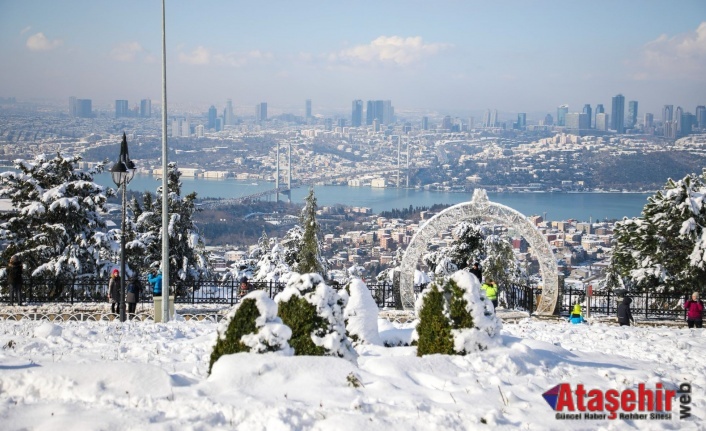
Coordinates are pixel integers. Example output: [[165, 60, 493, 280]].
[[209, 290, 292, 374], [343, 278, 382, 346], [414, 270, 502, 356], [275, 273, 357, 362]]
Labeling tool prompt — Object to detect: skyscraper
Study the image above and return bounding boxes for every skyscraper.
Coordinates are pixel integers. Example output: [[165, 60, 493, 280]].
[[305, 99, 312, 121], [140, 99, 151, 118], [421, 116, 429, 131], [351, 100, 363, 127], [256, 102, 267, 122], [627, 101, 638, 129], [582, 104, 592, 128], [208, 105, 217, 130], [557, 105, 569, 127], [517, 113, 527, 129], [675, 106, 684, 137], [695, 106, 705, 130], [69, 96, 77, 117], [662, 105, 674, 125], [644, 113, 654, 130], [595, 104, 605, 129], [365, 100, 394, 125], [611, 94, 625, 133], [596, 113, 610, 131], [115, 100, 129, 118], [225, 99, 234, 126]]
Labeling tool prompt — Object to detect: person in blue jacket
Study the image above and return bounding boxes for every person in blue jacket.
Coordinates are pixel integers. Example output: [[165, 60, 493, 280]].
[[148, 269, 163, 297], [569, 303, 586, 324]]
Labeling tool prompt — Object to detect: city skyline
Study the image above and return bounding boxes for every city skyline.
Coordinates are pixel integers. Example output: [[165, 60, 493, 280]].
[[1, 1, 705, 116]]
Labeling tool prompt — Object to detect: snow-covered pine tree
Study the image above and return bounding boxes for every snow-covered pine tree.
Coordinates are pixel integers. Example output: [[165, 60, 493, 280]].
[[0, 154, 112, 294], [209, 290, 293, 374], [414, 271, 501, 356], [611, 171, 706, 293], [297, 187, 327, 277], [275, 273, 357, 362], [128, 163, 209, 294]]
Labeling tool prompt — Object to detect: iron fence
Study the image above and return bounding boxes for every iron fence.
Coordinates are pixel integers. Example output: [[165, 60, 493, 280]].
[[1, 277, 538, 312], [562, 287, 695, 320]]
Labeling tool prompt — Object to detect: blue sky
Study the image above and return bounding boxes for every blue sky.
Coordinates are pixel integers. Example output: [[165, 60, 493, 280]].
[[1, 0, 705, 119]]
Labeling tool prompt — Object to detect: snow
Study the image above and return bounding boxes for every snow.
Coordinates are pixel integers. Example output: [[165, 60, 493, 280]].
[[0, 316, 704, 430], [344, 278, 383, 346]]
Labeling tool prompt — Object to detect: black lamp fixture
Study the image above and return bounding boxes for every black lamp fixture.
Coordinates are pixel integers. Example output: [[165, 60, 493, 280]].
[[111, 132, 136, 322]]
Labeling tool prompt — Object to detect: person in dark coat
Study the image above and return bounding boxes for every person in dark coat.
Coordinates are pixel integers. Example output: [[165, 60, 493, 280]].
[[108, 269, 121, 314], [617, 297, 635, 326], [239, 276, 251, 299], [469, 262, 483, 283], [684, 292, 704, 328], [7, 255, 23, 306], [126, 275, 142, 316]]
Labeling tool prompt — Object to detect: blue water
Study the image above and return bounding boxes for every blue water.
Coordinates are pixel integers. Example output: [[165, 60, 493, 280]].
[[95, 173, 651, 222]]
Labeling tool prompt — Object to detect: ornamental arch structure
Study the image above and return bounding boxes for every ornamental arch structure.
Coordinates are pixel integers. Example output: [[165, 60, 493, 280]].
[[396, 189, 559, 315]]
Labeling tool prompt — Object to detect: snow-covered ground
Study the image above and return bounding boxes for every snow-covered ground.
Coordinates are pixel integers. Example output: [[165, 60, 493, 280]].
[[0, 317, 703, 430]]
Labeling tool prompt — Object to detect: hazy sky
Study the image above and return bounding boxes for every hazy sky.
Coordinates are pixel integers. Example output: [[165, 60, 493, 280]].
[[1, 0, 705, 118]]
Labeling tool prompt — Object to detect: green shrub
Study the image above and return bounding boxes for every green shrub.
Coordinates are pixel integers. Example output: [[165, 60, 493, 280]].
[[278, 295, 327, 356], [208, 298, 260, 374], [416, 283, 454, 356], [448, 279, 474, 329]]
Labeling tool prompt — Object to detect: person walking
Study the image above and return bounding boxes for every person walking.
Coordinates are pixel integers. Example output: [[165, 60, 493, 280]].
[[617, 297, 635, 326], [126, 275, 142, 317], [7, 255, 23, 306], [470, 262, 483, 283], [481, 279, 499, 310], [108, 269, 121, 314], [148, 269, 163, 297], [684, 292, 704, 328]]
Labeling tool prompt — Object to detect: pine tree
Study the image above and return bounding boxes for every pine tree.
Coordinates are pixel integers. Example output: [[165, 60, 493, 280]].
[[0, 154, 112, 294], [611, 171, 706, 293], [297, 187, 326, 276], [128, 163, 209, 293]]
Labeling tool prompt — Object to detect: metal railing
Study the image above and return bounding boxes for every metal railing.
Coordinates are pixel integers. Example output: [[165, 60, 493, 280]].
[[562, 287, 694, 320], [1, 278, 538, 311]]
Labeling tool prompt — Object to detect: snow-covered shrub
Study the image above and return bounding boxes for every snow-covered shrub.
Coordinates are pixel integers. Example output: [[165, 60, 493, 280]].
[[276, 273, 357, 362], [343, 278, 382, 346], [414, 270, 502, 356], [209, 290, 292, 374]]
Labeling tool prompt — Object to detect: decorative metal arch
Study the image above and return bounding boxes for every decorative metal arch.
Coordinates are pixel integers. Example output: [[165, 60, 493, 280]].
[[397, 189, 558, 315]]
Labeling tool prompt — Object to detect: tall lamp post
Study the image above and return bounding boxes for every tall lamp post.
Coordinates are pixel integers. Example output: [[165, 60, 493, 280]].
[[110, 132, 136, 323]]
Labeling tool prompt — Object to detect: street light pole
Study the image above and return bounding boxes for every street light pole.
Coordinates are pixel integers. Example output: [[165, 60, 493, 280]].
[[111, 132, 136, 323]]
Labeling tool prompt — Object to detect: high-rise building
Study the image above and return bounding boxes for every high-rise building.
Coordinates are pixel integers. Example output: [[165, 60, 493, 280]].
[[489, 109, 498, 128], [208, 105, 217, 130], [69, 98, 92, 118], [565, 112, 590, 130], [675, 106, 684, 136], [69, 97, 77, 117], [516, 113, 527, 129], [305, 99, 312, 120], [115, 100, 129, 118], [256, 102, 267, 122], [596, 113, 610, 131], [442, 116, 452, 130], [543, 113, 554, 126], [644, 113, 654, 130], [611, 94, 625, 133], [557, 105, 569, 127], [627, 101, 638, 129], [225, 99, 234, 126], [582, 104, 592, 128], [595, 104, 605, 129], [351, 100, 363, 127], [140, 99, 151, 118], [365, 100, 394, 125], [421, 116, 429, 131], [662, 105, 674, 125], [695, 106, 706, 130]]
